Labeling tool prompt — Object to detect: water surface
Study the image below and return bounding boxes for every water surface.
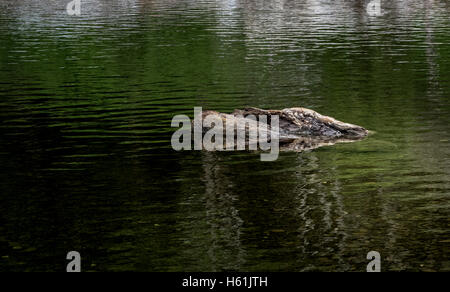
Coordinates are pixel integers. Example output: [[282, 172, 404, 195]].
[[0, 0, 449, 271]]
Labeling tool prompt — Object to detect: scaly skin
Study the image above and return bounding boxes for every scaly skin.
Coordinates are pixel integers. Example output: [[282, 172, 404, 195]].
[[193, 107, 369, 151], [232, 107, 368, 140]]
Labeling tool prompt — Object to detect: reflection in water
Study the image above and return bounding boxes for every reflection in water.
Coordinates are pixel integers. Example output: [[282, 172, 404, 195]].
[[424, 1, 441, 99], [200, 152, 245, 271], [0, 0, 449, 271], [290, 153, 350, 271]]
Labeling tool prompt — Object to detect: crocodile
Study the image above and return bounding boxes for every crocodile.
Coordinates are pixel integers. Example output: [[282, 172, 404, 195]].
[[194, 107, 369, 152]]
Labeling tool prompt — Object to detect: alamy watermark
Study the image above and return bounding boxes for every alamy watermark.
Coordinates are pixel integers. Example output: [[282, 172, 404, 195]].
[[171, 107, 280, 161], [66, 251, 81, 272], [367, 251, 381, 272], [367, 0, 382, 17], [66, 0, 380, 17], [64, 250, 380, 272], [66, 0, 81, 16]]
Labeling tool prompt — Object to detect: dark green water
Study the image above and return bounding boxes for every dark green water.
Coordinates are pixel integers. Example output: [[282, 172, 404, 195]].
[[0, 0, 449, 272]]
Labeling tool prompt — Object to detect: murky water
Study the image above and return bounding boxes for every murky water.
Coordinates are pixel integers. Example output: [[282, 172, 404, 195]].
[[0, 0, 449, 272]]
